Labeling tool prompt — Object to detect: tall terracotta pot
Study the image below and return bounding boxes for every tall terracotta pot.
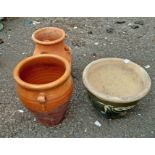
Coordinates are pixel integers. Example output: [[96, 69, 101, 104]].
[[13, 54, 73, 126], [32, 27, 72, 63]]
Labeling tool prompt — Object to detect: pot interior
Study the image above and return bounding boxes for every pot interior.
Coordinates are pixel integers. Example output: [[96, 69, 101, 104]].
[[34, 28, 63, 42], [19, 57, 65, 84], [84, 59, 150, 99]]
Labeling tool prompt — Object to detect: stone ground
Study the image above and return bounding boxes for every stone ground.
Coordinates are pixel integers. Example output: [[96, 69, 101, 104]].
[[0, 17, 154, 138]]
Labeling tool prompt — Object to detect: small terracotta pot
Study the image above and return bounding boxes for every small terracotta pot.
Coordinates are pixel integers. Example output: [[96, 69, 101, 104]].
[[82, 58, 151, 118], [13, 54, 73, 126], [32, 27, 72, 63]]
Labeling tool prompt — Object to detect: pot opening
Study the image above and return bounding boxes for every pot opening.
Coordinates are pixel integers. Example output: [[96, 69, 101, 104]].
[[87, 64, 144, 97], [34, 28, 63, 42], [19, 57, 66, 85], [83, 58, 151, 103]]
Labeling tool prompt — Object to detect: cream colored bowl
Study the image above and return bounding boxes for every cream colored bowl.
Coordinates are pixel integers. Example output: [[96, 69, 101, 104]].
[[82, 58, 151, 118]]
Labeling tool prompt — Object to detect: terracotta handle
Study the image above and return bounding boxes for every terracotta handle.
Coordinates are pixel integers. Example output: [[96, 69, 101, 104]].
[[40, 51, 46, 54], [64, 45, 70, 51], [37, 93, 46, 111], [64, 45, 72, 56]]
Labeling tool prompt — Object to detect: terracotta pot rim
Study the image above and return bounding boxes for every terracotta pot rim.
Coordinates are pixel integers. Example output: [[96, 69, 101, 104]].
[[82, 57, 151, 104], [13, 54, 71, 90], [32, 27, 65, 45]]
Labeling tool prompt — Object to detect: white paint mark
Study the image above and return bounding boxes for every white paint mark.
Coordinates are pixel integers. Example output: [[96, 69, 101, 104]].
[[104, 37, 108, 40], [83, 54, 86, 57], [84, 128, 87, 132], [124, 59, 130, 64], [73, 26, 77, 29], [32, 21, 40, 25], [144, 65, 150, 69], [138, 113, 142, 116], [94, 42, 99, 45], [128, 23, 132, 26], [94, 121, 102, 127], [18, 110, 24, 113], [22, 52, 26, 55]]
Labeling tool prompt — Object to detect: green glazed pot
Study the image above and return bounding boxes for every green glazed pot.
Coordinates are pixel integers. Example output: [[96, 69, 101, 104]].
[[82, 58, 151, 119]]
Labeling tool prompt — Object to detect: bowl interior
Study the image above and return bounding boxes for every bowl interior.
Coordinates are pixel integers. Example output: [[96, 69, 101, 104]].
[[83, 58, 151, 102], [34, 28, 63, 42], [19, 57, 65, 84]]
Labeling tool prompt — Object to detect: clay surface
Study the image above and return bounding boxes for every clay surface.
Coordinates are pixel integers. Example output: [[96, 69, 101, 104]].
[[13, 55, 73, 126], [32, 27, 72, 63], [19, 57, 65, 84], [83, 58, 151, 103], [86, 59, 150, 98]]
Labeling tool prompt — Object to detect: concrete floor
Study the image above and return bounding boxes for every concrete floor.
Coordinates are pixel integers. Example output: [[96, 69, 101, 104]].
[[0, 17, 154, 137]]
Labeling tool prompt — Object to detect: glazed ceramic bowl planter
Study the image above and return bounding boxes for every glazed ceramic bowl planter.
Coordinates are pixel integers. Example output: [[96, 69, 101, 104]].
[[32, 27, 72, 63], [13, 54, 73, 126], [82, 58, 151, 118]]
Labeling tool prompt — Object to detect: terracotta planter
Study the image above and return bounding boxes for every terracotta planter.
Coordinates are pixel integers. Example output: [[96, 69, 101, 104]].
[[82, 58, 151, 118], [13, 54, 73, 126], [32, 27, 72, 63]]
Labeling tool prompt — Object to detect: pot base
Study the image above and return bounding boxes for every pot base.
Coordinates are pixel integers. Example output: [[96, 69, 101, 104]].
[[88, 92, 136, 119], [33, 102, 69, 127]]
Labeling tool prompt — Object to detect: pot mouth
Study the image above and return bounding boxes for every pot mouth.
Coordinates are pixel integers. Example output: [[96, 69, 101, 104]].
[[82, 58, 151, 104], [32, 27, 65, 45], [13, 54, 71, 90]]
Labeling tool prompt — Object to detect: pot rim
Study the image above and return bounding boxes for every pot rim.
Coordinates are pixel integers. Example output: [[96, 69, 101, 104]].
[[32, 27, 65, 45], [13, 54, 71, 90], [82, 57, 151, 104]]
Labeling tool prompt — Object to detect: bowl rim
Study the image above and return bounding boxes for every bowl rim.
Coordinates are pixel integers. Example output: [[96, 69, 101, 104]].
[[32, 27, 65, 45], [82, 57, 151, 104], [13, 54, 71, 90]]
